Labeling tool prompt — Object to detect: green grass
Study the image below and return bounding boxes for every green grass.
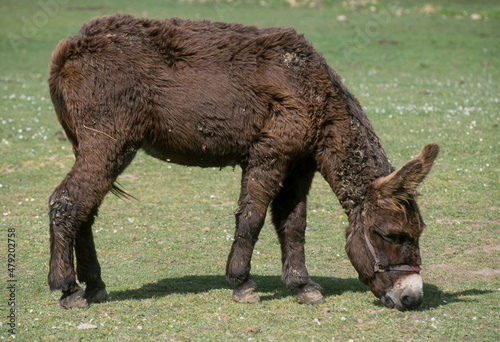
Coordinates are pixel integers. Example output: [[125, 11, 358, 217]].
[[1, 0, 499, 341]]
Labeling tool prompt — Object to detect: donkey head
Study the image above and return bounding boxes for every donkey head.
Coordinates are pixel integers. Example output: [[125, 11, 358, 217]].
[[345, 144, 439, 311]]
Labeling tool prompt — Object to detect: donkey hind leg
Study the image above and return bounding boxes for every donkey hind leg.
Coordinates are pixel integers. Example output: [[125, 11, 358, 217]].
[[271, 162, 324, 305], [227, 164, 286, 303], [49, 143, 137, 309], [56, 207, 108, 309], [57, 206, 108, 309], [75, 206, 108, 305]]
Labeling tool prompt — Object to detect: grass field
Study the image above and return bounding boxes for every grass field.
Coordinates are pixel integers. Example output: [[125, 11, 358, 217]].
[[1, 0, 499, 341]]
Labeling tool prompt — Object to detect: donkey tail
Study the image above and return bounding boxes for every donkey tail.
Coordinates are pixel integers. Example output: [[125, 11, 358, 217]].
[[48, 38, 79, 156]]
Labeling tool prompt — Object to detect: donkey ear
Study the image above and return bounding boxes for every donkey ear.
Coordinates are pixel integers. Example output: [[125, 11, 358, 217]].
[[372, 144, 440, 200]]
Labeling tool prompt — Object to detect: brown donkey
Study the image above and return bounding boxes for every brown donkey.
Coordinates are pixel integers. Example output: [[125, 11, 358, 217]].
[[48, 14, 439, 311]]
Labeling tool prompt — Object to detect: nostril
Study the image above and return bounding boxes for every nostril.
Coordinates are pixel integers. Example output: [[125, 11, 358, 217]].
[[401, 294, 412, 307], [400, 291, 423, 311]]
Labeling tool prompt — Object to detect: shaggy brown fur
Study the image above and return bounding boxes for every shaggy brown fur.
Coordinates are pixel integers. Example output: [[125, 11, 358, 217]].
[[47, 14, 439, 310]]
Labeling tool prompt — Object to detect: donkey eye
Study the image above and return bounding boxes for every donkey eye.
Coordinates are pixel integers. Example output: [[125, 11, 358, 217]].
[[376, 232, 401, 244]]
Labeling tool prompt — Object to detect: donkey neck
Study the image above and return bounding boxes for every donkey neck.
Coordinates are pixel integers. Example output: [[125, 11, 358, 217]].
[[336, 113, 393, 215], [318, 91, 394, 216]]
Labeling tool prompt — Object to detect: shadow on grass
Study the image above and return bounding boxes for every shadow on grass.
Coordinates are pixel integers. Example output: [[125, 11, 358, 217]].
[[420, 283, 495, 310], [109, 275, 368, 302], [110, 275, 495, 311]]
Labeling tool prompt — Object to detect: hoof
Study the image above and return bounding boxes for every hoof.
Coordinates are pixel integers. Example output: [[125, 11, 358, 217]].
[[59, 287, 88, 309], [85, 287, 108, 304], [232, 279, 260, 303], [297, 281, 324, 305]]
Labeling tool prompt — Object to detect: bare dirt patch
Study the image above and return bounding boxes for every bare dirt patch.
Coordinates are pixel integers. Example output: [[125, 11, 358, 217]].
[[465, 244, 500, 255], [471, 268, 500, 278], [428, 264, 500, 282]]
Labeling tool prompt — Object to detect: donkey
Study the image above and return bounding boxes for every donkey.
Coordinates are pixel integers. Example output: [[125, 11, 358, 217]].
[[48, 14, 439, 311]]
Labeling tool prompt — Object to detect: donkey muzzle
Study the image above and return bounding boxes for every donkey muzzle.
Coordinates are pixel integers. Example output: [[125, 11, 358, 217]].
[[381, 273, 423, 311]]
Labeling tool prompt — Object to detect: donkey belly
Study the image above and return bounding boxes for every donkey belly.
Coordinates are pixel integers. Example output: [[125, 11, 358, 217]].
[[142, 133, 248, 168], [141, 86, 262, 168]]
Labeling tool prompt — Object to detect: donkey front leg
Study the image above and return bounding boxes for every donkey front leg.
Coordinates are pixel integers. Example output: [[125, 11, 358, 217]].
[[226, 164, 286, 303], [271, 162, 324, 305], [226, 204, 266, 303]]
